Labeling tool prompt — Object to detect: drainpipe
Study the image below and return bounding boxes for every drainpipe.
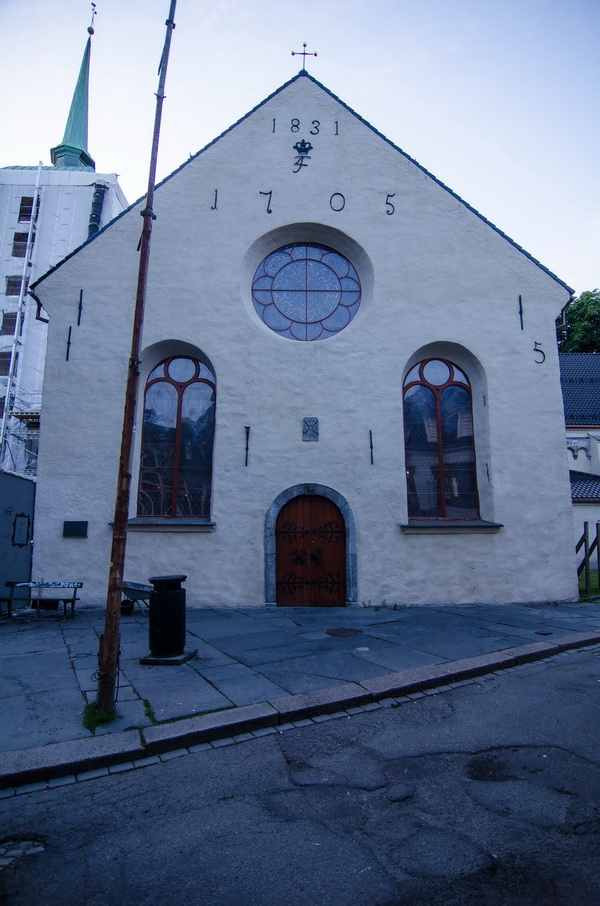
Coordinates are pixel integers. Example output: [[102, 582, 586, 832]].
[[88, 181, 108, 237]]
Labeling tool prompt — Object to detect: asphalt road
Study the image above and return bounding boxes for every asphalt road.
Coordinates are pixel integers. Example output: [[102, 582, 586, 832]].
[[2, 648, 600, 905]]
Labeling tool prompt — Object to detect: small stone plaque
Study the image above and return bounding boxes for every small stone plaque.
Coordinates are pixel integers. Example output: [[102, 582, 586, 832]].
[[302, 417, 319, 441], [63, 521, 88, 538]]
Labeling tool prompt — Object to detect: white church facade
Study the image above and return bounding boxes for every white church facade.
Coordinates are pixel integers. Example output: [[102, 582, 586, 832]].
[[31, 72, 578, 607]]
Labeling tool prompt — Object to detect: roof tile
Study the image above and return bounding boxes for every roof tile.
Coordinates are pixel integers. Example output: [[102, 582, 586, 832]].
[[560, 354, 600, 424]]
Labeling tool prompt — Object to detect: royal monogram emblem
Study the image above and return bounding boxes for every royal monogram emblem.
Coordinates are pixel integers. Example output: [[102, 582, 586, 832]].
[[292, 139, 313, 173], [293, 139, 313, 155]]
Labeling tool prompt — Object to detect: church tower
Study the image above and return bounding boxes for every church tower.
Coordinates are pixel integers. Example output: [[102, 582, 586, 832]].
[[50, 35, 96, 171]]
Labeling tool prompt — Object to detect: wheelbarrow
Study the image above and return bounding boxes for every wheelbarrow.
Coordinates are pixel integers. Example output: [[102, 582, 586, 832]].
[[120, 581, 153, 615]]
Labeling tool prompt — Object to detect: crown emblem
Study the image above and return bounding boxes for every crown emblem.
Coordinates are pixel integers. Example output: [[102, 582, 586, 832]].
[[293, 139, 313, 155]]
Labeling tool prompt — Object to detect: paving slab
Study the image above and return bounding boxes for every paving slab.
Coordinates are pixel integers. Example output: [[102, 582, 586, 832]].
[[254, 666, 360, 695], [94, 699, 154, 734], [119, 660, 233, 719], [0, 626, 68, 656], [319, 655, 397, 684], [262, 638, 394, 668], [184, 614, 280, 639], [71, 659, 100, 693], [214, 638, 342, 668], [0, 688, 88, 751], [384, 609, 474, 629], [367, 621, 502, 642], [206, 628, 313, 656], [197, 665, 287, 706], [234, 612, 301, 630], [355, 644, 449, 672], [181, 638, 238, 668], [253, 650, 376, 684], [403, 632, 541, 661]]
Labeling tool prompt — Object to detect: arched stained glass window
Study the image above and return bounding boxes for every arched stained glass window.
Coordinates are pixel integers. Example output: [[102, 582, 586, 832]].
[[137, 357, 215, 518], [403, 359, 479, 519], [252, 243, 361, 341]]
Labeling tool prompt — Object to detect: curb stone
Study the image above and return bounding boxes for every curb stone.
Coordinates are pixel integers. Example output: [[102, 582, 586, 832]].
[[269, 682, 373, 722], [0, 730, 145, 789], [554, 630, 600, 650], [143, 703, 278, 755]]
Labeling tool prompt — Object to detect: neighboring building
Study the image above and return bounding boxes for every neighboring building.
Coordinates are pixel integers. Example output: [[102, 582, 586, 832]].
[[30, 70, 578, 607], [0, 33, 127, 475], [0, 472, 35, 601], [560, 352, 600, 547]]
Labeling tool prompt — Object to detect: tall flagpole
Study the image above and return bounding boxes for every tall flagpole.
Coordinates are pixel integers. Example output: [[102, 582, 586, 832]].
[[97, 0, 177, 713]]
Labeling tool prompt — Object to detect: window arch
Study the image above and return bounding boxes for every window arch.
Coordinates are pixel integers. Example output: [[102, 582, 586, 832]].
[[137, 356, 215, 518], [403, 359, 479, 519]]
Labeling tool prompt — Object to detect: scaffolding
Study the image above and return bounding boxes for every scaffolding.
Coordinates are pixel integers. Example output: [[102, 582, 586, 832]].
[[0, 163, 42, 476]]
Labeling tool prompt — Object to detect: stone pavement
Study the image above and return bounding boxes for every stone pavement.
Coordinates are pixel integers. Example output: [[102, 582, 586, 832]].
[[1, 600, 600, 790]]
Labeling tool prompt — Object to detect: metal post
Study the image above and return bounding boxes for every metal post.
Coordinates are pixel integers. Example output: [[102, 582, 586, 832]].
[[97, 0, 177, 712]]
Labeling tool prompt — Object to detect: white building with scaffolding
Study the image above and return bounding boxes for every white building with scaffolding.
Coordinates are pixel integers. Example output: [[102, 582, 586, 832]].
[[0, 32, 126, 475]]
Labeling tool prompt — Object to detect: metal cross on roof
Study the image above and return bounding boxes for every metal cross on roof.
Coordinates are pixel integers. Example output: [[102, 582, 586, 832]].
[[292, 43, 317, 69]]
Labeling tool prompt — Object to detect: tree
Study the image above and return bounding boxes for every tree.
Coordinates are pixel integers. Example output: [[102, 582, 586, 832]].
[[556, 289, 600, 352]]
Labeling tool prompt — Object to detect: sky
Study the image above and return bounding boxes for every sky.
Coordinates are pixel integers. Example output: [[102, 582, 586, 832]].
[[1, 0, 598, 295]]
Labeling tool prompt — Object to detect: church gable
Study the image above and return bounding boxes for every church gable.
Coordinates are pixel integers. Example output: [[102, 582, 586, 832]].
[[123, 71, 572, 366], [34, 72, 570, 297], [151, 71, 571, 295]]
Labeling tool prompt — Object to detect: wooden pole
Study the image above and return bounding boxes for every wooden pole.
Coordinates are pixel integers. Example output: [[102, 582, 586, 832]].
[[97, 1, 177, 712]]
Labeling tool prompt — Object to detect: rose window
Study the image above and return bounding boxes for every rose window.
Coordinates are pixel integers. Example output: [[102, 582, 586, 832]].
[[251, 243, 361, 341]]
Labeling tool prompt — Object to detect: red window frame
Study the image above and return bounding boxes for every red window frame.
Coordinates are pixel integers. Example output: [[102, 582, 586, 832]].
[[403, 358, 479, 520], [137, 356, 216, 518]]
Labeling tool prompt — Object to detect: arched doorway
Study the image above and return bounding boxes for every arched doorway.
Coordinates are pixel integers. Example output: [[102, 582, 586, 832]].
[[275, 495, 346, 606]]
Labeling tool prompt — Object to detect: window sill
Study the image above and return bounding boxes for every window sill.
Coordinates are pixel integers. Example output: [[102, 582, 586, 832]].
[[400, 520, 503, 535], [125, 518, 216, 533]]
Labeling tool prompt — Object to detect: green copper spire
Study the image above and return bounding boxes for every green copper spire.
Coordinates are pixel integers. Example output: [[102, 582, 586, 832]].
[[50, 35, 95, 170]]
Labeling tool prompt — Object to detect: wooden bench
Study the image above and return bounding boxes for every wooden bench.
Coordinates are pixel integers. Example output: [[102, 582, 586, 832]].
[[1, 582, 83, 619]]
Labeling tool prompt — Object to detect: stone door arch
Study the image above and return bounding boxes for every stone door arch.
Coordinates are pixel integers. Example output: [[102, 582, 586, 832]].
[[265, 484, 357, 606]]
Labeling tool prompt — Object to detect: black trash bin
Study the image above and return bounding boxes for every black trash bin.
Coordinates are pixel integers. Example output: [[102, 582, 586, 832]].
[[147, 574, 188, 660]]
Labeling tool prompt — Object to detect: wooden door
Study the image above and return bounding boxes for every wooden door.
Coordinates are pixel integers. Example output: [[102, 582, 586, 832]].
[[275, 495, 346, 606]]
